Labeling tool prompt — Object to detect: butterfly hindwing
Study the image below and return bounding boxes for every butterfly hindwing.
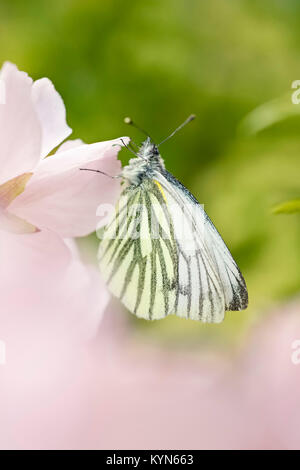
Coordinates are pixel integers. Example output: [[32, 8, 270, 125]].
[[98, 180, 178, 320]]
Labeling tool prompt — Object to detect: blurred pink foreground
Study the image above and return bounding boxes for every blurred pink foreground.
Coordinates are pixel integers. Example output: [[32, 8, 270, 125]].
[[1, 297, 300, 450]]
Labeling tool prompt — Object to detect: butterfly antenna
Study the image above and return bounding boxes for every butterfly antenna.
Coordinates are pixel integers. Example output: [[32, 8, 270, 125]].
[[158, 114, 196, 147], [121, 137, 139, 156], [79, 168, 121, 179], [124, 117, 154, 141]]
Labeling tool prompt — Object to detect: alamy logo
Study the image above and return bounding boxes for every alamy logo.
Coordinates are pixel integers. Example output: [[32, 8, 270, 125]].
[[0, 340, 6, 365], [0, 79, 6, 104], [291, 339, 300, 365], [291, 80, 300, 105]]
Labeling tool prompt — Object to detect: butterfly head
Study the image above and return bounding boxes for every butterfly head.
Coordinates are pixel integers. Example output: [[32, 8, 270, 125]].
[[122, 115, 196, 186], [138, 137, 160, 161], [122, 138, 165, 185]]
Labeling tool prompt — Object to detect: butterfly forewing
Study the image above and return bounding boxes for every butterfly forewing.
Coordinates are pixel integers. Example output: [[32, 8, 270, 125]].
[[204, 219, 248, 311], [153, 170, 226, 322], [153, 170, 248, 319]]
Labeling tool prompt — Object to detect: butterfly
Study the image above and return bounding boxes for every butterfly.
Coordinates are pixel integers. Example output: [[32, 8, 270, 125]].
[[83, 116, 248, 323]]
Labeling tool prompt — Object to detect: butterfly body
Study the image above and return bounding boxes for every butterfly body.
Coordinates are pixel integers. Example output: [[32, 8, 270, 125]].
[[98, 137, 248, 323]]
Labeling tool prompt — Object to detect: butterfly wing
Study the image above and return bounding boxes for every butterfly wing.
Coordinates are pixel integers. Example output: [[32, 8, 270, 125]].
[[153, 169, 248, 320], [204, 214, 248, 311], [98, 180, 178, 320]]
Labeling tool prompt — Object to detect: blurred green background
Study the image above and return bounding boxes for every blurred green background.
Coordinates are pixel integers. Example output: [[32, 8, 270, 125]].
[[1, 0, 299, 347]]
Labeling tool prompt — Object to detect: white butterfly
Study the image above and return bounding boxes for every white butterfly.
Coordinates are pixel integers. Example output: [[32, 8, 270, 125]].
[[93, 116, 248, 323]]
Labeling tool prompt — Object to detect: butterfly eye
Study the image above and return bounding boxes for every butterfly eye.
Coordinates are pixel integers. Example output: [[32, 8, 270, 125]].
[[152, 146, 159, 156]]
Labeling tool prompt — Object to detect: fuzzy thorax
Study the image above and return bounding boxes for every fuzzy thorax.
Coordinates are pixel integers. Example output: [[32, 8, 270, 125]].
[[122, 137, 165, 186]]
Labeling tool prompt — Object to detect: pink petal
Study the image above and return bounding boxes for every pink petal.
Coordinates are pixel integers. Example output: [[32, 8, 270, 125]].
[[0, 230, 109, 342], [0, 173, 33, 208], [32, 78, 72, 158], [55, 139, 85, 153], [61, 257, 110, 341], [0, 230, 71, 283], [0, 62, 41, 185], [0, 207, 37, 234], [0, 231, 110, 449], [9, 138, 128, 237]]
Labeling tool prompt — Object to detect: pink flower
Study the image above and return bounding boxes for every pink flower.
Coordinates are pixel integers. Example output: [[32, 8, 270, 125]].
[[0, 62, 126, 237], [0, 229, 110, 344], [0, 61, 128, 346]]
